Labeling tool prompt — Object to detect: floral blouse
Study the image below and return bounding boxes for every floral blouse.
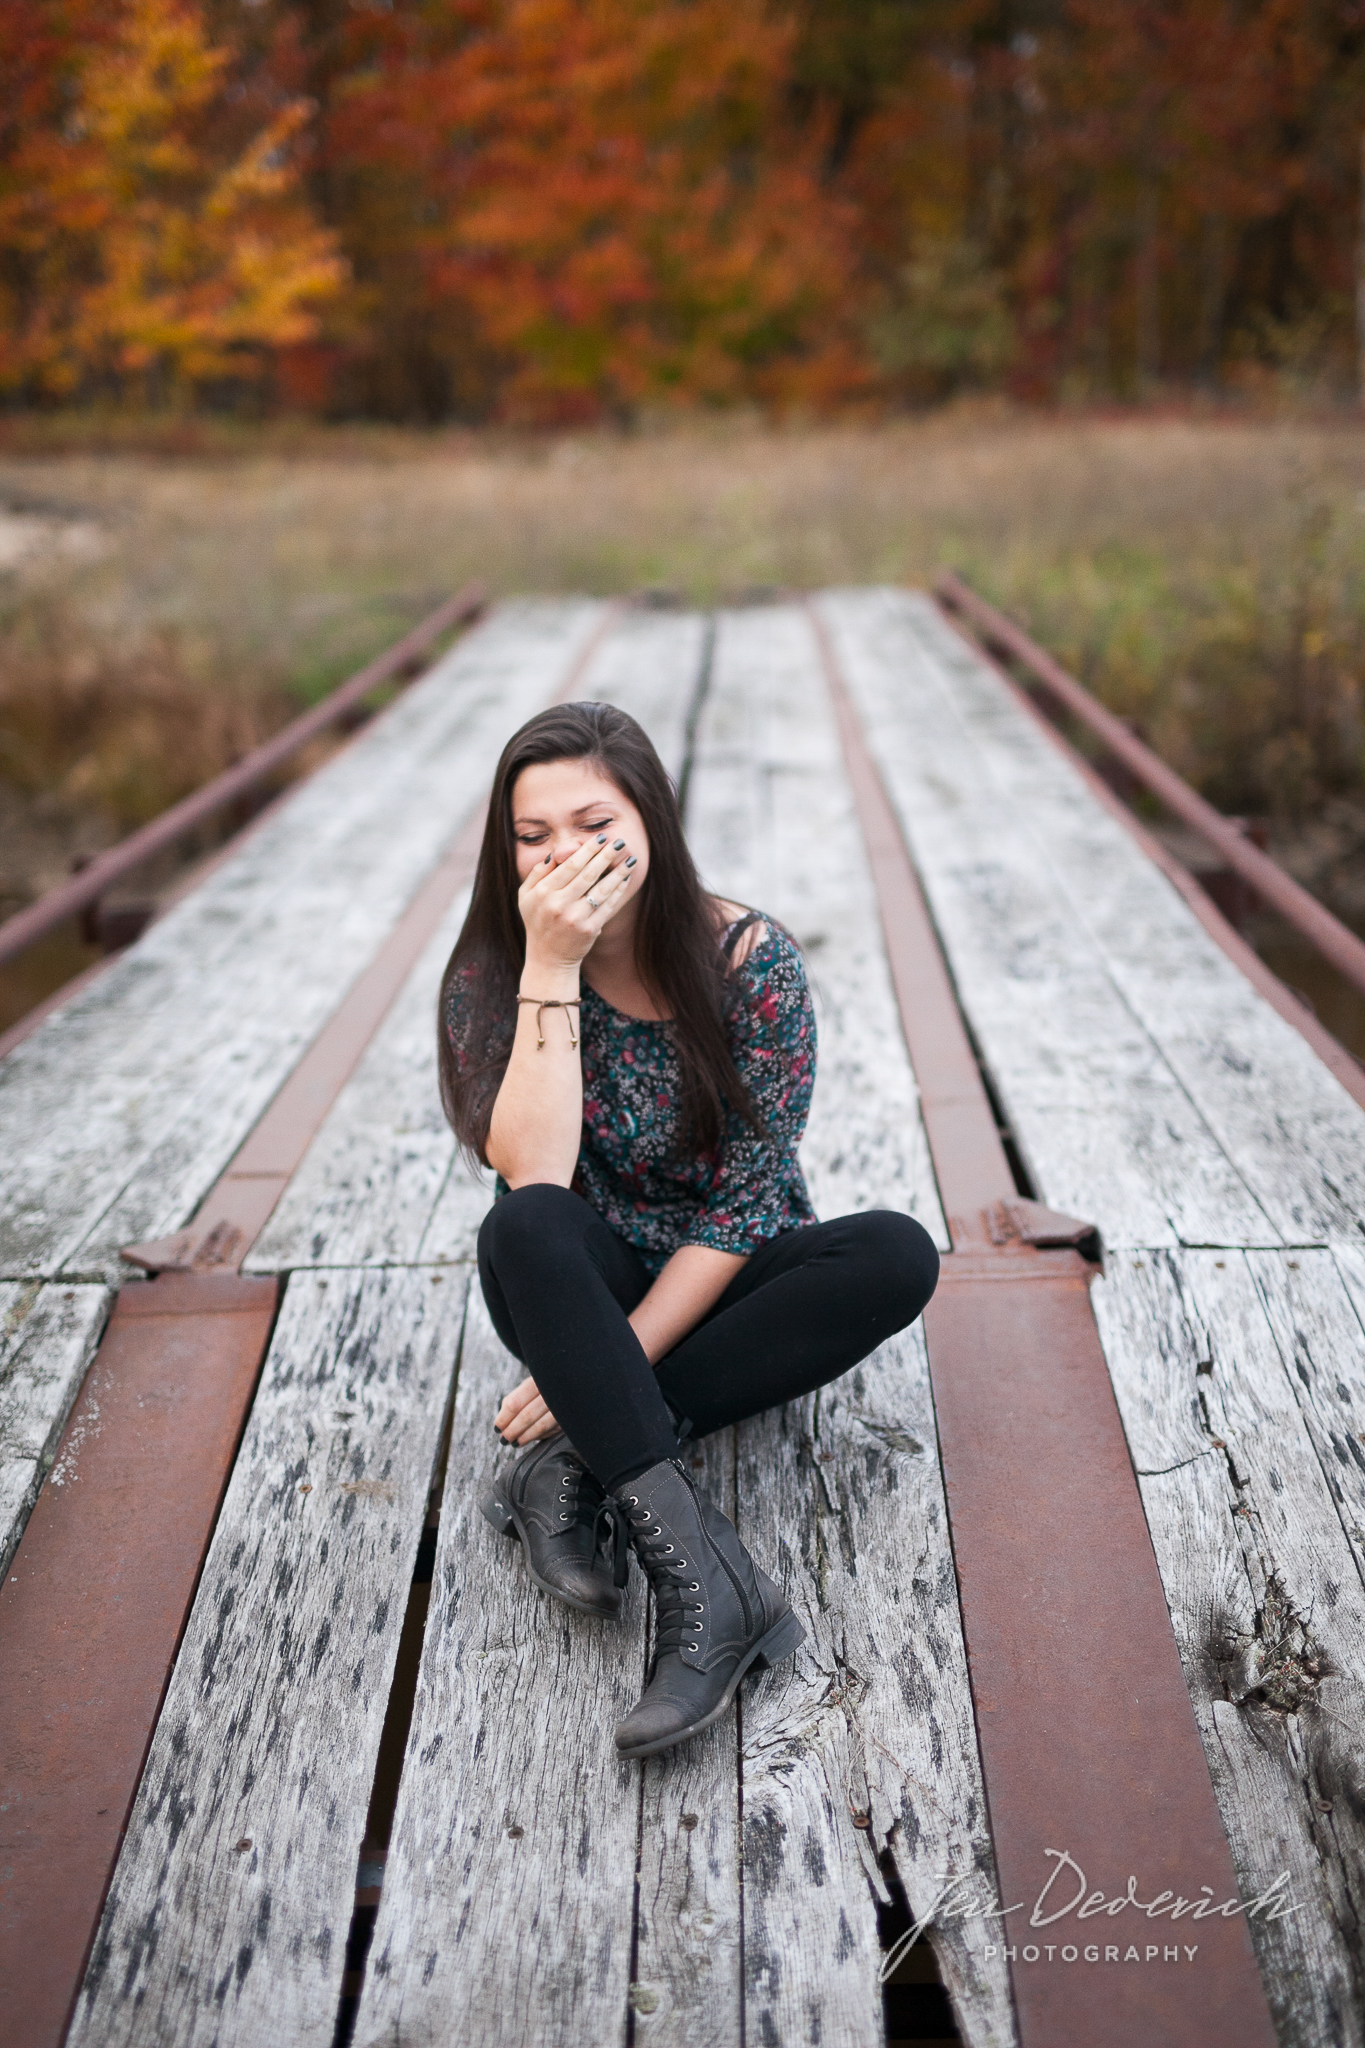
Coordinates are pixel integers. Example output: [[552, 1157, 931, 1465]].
[[444, 915, 818, 1273]]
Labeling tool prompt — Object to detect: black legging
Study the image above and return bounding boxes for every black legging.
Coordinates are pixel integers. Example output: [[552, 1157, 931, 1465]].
[[477, 1183, 940, 1494]]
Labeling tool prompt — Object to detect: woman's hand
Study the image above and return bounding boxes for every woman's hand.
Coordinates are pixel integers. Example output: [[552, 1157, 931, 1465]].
[[495, 1373, 560, 1444], [518, 833, 636, 970]]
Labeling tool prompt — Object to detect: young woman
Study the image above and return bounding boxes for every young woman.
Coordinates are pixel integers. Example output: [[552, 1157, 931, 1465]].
[[438, 700, 939, 1761]]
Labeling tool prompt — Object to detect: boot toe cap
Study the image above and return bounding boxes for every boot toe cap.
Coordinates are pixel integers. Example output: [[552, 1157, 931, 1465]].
[[542, 1560, 623, 1617], [614, 1699, 690, 1753], [613, 1670, 715, 1753]]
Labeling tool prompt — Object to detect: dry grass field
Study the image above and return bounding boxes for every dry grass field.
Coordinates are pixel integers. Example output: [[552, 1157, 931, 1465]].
[[3, 407, 1365, 1037]]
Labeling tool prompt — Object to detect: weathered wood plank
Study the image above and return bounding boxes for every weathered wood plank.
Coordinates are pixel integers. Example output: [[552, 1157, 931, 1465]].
[[691, 603, 947, 1245], [0, 601, 604, 1284], [68, 1265, 466, 2048], [1089, 1250, 1365, 2048], [245, 891, 485, 1274], [0, 1280, 111, 1575], [681, 605, 1007, 2045], [1245, 1249, 1365, 1586], [568, 603, 704, 782], [734, 1332, 1015, 2048], [818, 587, 1279, 1252], [1333, 1244, 1365, 1370], [353, 1287, 648, 2048], [901, 590, 1365, 1250], [631, 1429, 742, 2046]]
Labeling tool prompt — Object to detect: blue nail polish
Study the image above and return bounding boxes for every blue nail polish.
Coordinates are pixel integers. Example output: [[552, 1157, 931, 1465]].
[[613, 839, 625, 850], [596, 834, 607, 844], [626, 856, 638, 868]]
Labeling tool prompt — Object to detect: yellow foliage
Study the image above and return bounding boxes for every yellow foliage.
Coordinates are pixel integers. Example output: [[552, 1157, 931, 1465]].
[[0, 0, 345, 401]]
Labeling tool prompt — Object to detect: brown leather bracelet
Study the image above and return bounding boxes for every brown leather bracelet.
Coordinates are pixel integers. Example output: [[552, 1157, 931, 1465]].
[[515, 994, 581, 1048]]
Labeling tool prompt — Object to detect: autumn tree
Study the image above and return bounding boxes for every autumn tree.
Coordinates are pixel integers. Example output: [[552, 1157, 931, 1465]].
[[304, 0, 861, 421], [5, 0, 1365, 416], [0, 0, 344, 404], [834, 0, 1365, 401]]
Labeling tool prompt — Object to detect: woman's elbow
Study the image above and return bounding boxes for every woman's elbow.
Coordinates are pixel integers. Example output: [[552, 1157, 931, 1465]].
[[499, 1161, 576, 1191], [485, 1130, 575, 1190]]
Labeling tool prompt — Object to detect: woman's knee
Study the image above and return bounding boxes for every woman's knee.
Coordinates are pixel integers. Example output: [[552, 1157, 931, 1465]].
[[844, 1209, 940, 1327], [477, 1181, 588, 1269]]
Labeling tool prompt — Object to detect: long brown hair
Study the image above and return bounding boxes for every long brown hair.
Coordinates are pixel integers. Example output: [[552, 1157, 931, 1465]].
[[437, 700, 760, 1165]]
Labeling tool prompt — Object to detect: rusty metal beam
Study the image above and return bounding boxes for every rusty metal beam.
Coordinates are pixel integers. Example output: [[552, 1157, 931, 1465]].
[[0, 1274, 279, 2048], [936, 567, 1365, 1004], [0, 600, 625, 2048], [0, 584, 488, 971], [814, 603, 1277, 2048], [807, 606, 1016, 1241]]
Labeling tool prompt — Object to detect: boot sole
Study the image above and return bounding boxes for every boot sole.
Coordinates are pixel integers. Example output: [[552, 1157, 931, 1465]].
[[479, 1488, 623, 1620], [614, 1606, 807, 1759]]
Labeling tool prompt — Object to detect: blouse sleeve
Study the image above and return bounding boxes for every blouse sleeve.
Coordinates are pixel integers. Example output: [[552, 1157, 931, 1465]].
[[680, 922, 817, 1258]]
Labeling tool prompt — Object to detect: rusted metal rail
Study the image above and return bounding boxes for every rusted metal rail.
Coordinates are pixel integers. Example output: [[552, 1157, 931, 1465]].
[[936, 567, 1365, 1003], [813, 602, 1277, 2048], [0, 583, 488, 971]]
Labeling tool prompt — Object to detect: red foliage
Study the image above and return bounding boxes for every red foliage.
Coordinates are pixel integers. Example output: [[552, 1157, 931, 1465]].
[[4, 0, 1364, 415], [323, 0, 863, 419]]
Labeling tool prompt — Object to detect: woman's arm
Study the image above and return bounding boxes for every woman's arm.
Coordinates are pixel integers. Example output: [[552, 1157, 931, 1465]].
[[485, 953, 582, 1189], [494, 1242, 745, 1444], [486, 836, 633, 1188], [627, 1243, 746, 1364]]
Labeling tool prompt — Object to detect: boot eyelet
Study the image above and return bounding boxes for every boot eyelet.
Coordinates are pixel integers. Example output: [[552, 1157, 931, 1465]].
[[663, 1544, 674, 1553], [686, 1643, 699, 1652], [559, 1512, 571, 1521], [689, 1582, 699, 1591], [627, 1495, 638, 1505]]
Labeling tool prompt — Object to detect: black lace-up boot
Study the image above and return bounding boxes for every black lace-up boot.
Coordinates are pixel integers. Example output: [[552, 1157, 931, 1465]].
[[606, 1455, 805, 1758], [480, 1437, 623, 1619]]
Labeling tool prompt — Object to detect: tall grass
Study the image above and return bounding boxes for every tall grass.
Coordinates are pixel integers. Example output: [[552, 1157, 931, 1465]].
[[3, 408, 1365, 848]]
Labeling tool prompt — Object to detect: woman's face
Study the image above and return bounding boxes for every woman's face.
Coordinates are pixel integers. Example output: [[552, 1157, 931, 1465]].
[[509, 756, 651, 904]]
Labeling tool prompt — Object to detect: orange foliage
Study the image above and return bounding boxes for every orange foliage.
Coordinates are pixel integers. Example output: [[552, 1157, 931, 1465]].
[[327, 0, 862, 419], [0, 0, 345, 402], [2, 0, 1364, 416]]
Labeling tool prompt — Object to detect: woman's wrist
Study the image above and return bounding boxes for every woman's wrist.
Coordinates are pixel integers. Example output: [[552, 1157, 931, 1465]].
[[520, 954, 582, 995]]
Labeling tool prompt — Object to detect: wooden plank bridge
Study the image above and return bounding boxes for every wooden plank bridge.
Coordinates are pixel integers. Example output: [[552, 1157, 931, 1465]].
[[1, 592, 1363, 2048]]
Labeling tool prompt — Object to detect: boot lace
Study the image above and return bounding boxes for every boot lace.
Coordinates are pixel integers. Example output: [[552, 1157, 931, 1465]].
[[553, 1452, 605, 1539], [595, 1491, 705, 1665]]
